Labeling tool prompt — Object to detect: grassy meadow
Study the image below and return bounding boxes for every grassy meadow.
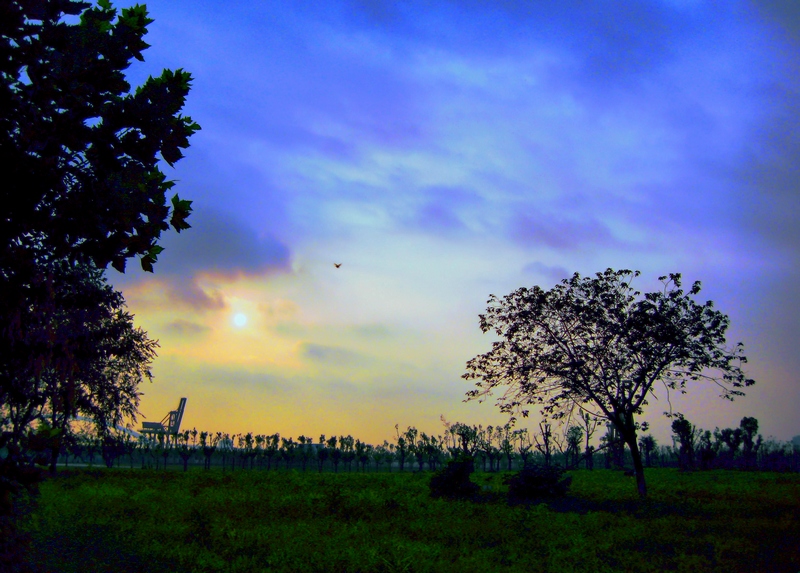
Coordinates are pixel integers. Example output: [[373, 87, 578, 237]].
[[20, 467, 800, 573]]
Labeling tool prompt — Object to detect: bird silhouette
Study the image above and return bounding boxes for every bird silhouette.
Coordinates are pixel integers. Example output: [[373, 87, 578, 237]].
[[334, 263, 342, 268]]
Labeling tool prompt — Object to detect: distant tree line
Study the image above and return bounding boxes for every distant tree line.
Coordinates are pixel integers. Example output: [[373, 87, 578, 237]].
[[50, 415, 800, 474]]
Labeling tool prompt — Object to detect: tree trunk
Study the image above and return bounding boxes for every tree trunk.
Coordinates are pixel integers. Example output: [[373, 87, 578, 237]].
[[625, 435, 647, 498], [616, 413, 647, 498], [49, 447, 59, 476]]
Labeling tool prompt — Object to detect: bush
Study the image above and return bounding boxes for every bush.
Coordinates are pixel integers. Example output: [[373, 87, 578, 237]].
[[503, 466, 572, 503], [429, 457, 479, 500]]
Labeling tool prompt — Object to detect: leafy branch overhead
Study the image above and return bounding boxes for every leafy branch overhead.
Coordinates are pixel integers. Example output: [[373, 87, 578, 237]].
[[1, 0, 200, 274]]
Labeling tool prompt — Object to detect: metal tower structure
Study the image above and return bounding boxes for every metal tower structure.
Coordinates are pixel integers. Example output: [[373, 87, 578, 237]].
[[140, 397, 187, 442]]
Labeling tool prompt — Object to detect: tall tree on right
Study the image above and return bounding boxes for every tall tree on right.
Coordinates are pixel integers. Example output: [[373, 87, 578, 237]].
[[463, 269, 755, 498]]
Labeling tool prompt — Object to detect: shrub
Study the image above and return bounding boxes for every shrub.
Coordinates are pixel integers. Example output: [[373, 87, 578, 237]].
[[429, 457, 479, 500], [503, 466, 572, 503]]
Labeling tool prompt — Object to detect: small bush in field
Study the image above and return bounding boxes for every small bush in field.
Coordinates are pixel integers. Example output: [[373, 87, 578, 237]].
[[503, 465, 572, 503], [429, 457, 480, 500]]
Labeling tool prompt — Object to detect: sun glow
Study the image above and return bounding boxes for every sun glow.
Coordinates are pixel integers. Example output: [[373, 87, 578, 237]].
[[233, 313, 247, 327]]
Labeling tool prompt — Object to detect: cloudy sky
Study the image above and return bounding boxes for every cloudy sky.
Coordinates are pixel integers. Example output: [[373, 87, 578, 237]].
[[110, 0, 800, 448]]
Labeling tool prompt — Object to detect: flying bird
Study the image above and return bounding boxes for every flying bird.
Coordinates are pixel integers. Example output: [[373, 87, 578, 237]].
[[334, 263, 342, 268]]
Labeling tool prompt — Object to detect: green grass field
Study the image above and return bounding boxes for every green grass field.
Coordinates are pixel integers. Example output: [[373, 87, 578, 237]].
[[21, 467, 800, 573]]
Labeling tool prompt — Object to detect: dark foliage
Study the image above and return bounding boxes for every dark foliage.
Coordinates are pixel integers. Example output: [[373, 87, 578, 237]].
[[0, 0, 198, 275], [503, 465, 573, 504], [463, 268, 754, 498], [0, 425, 52, 572], [1, 0, 197, 568], [429, 456, 480, 500]]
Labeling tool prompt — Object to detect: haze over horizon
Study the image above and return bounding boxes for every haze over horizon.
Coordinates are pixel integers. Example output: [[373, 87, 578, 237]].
[[108, 1, 800, 449]]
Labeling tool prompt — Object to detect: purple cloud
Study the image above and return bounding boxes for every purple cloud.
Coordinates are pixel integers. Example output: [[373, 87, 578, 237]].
[[300, 343, 361, 365], [154, 208, 291, 279], [511, 210, 619, 251], [165, 319, 211, 336]]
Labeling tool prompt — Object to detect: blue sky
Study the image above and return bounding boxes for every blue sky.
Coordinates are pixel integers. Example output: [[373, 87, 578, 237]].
[[111, 1, 800, 447]]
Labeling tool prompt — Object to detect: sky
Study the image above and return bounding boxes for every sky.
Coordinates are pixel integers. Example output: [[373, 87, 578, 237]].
[[108, 0, 800, 449]]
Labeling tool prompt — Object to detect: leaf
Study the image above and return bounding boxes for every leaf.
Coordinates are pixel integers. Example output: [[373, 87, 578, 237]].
[[170, 193, 193, 232], [112, 257, 127, 273], [140, 255, 155, 273], [171, 193, 193, 213]]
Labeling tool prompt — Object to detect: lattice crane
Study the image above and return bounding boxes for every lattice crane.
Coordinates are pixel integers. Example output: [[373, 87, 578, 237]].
[[140, 397, 187, 442]]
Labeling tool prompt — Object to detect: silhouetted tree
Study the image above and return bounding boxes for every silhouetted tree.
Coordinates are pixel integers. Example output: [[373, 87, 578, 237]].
[[565, 426, 583, 469], [478, 425, 503, 472], [532, 422, 557, 468], [696, 430, 718, 470], [280, 437, 296, 470], [355, 439, 372, 472], [254, 434, 266, 469], [156, 432, 171, 470], [137, 435, 153, 469], [579, 412, 599, 470], [714, 426, 743, 468], [21, 261, 158, 476], [100, 433, 123, 468], [739, 416, 762, 470], [121, 432, 137, 469], [327, 436, 341, 472], [175, 429, 196, 472], [671, 415, 698, 471], [237, 433, 254, 469], [499, 425, 516, 471], [638, 435, 657, 468], [339, 435, 356, 472], [218, 434, 233, 472], [601, 424, 626, 469], [199, 431, 220, 470], [316, 435, 329, 473], [1, 1, 198, 564], [463, 269, 754, 497], [440, 417, 481, 473], [1, 1, 198, 275], [394, 425, 416, 472], [297, 435, 313, 472], [513, 428, 535, 469], [759, 438, 795, 472], [1, 1, 195, 455], [384, 443, 397, 472], [372, 441, 390, 472], [413, 432, 435, 472], [264, 433, 280, 470]]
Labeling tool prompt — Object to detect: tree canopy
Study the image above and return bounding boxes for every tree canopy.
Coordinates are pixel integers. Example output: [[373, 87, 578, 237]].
[[1, 0, 198, 277], [0, 3, 198, 563], [1, 0, 198, 442], [0, 260, 158, 473], [463, 268, 754, 497]]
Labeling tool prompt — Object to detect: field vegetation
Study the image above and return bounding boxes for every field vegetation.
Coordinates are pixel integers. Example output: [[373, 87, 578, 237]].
[[3, 4, 795, 573], [21, 466, 800, 573]]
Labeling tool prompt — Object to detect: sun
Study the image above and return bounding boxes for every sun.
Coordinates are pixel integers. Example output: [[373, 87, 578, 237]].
[[233, 313, 247, 327]]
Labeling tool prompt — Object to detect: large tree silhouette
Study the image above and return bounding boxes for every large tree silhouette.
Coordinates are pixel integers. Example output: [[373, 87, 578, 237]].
[[1, 0, 197, 444], [1, 0, 198, 276], [0, 2, 198, 561], [463, 269, 754, 498]]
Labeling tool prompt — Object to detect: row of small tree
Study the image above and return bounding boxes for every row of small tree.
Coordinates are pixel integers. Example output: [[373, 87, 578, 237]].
[[53, 415, 800, 474], [668, 415, 800, 472]]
